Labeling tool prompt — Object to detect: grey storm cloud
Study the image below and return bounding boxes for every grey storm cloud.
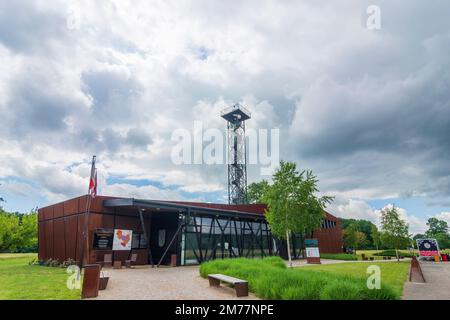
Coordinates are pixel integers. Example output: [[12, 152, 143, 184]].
[[0, 0, 68, 54], [81, 68, 141, 122]]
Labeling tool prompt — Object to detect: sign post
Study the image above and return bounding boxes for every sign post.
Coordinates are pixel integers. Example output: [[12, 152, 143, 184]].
[[416, 239, 440, 260], [305, 238, 321, 264], [113, 229, 133, 251], [92, 229, 114, 250]]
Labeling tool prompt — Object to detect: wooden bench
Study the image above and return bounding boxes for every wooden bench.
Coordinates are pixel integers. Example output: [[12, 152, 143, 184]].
[[208, 274, 248, 297]]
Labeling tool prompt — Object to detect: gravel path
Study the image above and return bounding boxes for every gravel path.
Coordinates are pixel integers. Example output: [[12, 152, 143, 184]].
[[403, 261, 450, 300], [93, 266, 259, 300]]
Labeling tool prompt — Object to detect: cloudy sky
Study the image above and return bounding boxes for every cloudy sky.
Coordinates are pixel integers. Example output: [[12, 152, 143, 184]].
[[0, 0, 449, 234]]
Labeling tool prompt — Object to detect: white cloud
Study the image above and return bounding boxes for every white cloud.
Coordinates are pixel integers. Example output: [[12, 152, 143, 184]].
[[328, 199, 428, 235], [375, 204, 427, 235], [435, 212, 450, 226], [102, 183, 186, 202], [328, 197, 379, 223]]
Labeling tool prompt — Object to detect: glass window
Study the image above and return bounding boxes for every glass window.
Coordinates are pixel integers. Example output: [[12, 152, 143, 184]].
[[184, 232, 200, 265], [139, 234, 147, 249], [131, 232, 140, 249], [131, 232, 148, 249], [202, 217, 212, 227]]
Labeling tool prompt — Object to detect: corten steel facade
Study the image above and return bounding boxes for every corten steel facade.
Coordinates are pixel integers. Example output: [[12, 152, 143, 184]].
[[38, 195, 343, 266]]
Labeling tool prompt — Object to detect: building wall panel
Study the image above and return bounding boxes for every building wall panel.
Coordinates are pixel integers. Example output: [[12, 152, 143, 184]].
[[313, 212, 343, 254], [43, 206, 54, 221], [64, 215, 79, 262], [38, 222, 46, 260], [53, 219, 66, 262], [53, 203, 64, 219], [38, 209, 45, 222], [76, 214, 87, 264], [79, 196, 115, 214], [44, 220, 54, 260], [63, 198, 79, 217]]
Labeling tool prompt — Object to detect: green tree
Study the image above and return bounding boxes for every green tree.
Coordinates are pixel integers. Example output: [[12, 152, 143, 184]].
[[263, 161, 333, 267], [343, 225, 366, 253], [413, 233, 426, 240], [0, 208, 38, 252], [425, 217, 448, 236], [0, 211, 19, 251], [355, 231, 367, 250], [380, 205, 410, 261], [434, 233, 450, 249], [423, 218, 450, 249], [18, 211, 38, 250], [371, 224, 381, 251], [343, 224, 358, 252], [340, 218, 378, 249], [247, 180, 269, 204]]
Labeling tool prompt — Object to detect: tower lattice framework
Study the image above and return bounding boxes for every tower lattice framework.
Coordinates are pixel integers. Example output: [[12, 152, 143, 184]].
[[221, 104, 251, 205]]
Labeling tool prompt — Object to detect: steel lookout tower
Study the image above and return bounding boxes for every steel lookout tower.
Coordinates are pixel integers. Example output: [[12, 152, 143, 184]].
[[221, 104, 251, 205]]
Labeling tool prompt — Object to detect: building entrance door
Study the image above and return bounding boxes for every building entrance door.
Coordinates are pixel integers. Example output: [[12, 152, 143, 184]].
[[149, 213, 179, 265]]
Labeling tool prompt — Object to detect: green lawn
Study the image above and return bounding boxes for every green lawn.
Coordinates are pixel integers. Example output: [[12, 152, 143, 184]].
[[301, 261, 410, 297], [0, 253, 81, 300]]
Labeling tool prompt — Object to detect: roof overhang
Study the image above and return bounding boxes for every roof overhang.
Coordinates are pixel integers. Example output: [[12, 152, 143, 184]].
[[103, 198, 265, 220]]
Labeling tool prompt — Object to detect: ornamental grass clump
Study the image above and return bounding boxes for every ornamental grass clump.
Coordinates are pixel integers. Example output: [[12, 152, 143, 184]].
[[199, 257, 398, 300]]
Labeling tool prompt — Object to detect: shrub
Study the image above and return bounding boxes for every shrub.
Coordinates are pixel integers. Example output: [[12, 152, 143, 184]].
[[60, 258, 77, 267], [320, 253, 358, 261], [34, 258, 77, 268], [373, 250, 415, 258], [199, 257, 398, 300]]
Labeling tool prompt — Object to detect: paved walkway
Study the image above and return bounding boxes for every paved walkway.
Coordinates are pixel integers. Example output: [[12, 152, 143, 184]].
[[403, 261, 450, 300], [93, 266, 259, 300]]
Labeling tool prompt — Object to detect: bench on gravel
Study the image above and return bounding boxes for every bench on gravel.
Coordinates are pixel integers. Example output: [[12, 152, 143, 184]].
[[208, 274, 248, 297]]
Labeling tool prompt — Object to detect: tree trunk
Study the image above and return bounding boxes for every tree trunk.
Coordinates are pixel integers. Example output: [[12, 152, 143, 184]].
[[395, 248, 400, 262], [286, 229, 293, 268]]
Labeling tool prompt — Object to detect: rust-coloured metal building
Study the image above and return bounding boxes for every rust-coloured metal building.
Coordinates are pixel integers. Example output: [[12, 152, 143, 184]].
[[38, 195, 343, 266]]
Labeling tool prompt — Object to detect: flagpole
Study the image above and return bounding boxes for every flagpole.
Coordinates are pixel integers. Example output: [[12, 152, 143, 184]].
[[79, 155, 96, 271]]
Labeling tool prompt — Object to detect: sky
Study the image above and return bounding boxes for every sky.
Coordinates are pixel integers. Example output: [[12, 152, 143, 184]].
[[0, 0, 449, 235]]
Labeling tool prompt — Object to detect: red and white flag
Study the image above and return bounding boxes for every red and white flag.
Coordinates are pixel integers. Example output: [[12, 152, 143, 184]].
[[88, 156, 97, 198]]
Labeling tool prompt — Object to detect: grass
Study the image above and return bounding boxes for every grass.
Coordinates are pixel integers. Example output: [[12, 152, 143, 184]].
[[301, 261, 410, 298], [0, 253, 81, 300], [200, 257, 403, 300], [354, 249, 416, 260], [320, 253, 358, 260]]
